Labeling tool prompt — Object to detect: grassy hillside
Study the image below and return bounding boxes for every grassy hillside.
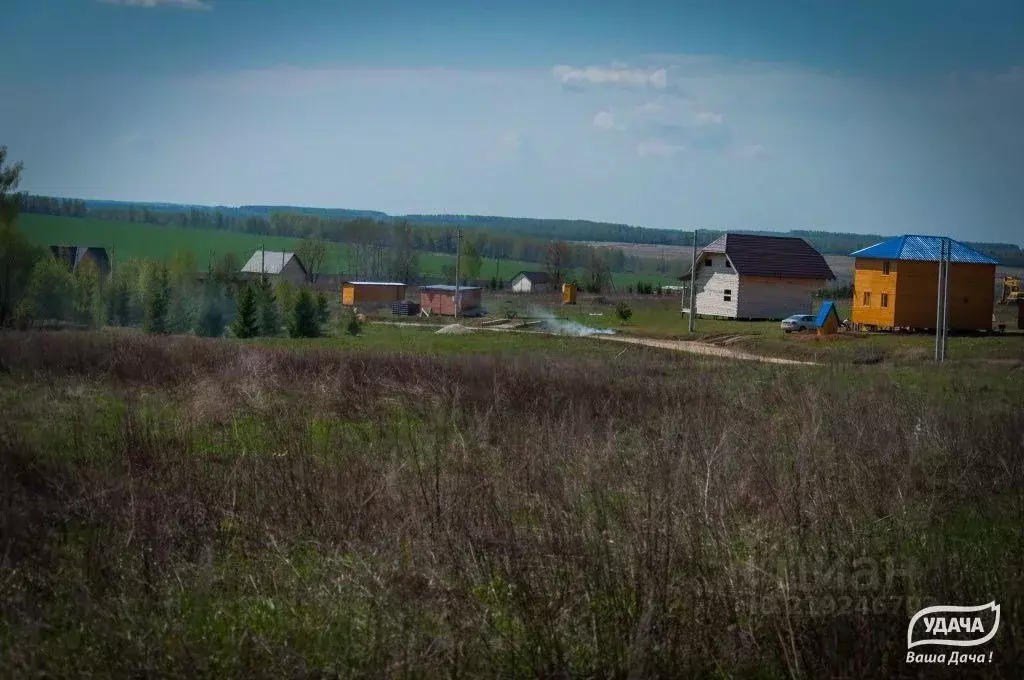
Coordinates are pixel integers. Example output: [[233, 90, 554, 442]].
[[0, 330, 1020, 677], [18, 214, 679, 288]]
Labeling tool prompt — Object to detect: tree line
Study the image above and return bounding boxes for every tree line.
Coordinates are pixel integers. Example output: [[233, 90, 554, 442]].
[[1, 150, 331, 338], [16, 193, 684, 278]]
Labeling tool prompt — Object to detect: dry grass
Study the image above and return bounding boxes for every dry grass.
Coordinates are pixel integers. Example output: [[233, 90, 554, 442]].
[[0, 331, 1021, 678]]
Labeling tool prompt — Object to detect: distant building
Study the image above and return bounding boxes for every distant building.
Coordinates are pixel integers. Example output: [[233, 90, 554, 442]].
[[509, 271, 552, 294], [419, 285, 482, 316], [680, 234, 834, 320], [341, 281, 407, 306], [49, 246, 111, 276], [239, 250, 308, 286], [850, 235, 997, 331]]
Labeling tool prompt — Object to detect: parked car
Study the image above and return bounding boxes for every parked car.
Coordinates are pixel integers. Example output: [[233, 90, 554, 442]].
[[781, 314, 816, 332]]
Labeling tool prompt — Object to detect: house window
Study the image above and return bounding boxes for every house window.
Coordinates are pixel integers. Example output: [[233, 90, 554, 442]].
[[883, 261, 891, 275], [863, 291, 871, 306], [704, 257, 713, 267], [880, 293, 889, 308], [723, 289, 732, 302], [725, 259, 732, 268]]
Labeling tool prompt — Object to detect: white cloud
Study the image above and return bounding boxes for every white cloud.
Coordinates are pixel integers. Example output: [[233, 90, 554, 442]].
[[551, 64, 668, 90], [636, 140, 686, 158], [100, 0, 212, 9], [592, 110, 616, 130], [693, 111, 724, 125], [735, 144, 769, 159]]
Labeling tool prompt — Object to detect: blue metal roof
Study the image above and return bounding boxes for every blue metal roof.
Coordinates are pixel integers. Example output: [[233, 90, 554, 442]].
[[815, 300, 839, 328], [850, 235, 998, 264]]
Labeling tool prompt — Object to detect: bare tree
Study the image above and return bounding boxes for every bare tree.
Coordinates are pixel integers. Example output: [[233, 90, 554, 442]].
[[296, 236, 327, 284]]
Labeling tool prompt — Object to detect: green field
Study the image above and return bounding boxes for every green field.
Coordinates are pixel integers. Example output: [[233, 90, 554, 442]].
[[18, 214, 680, 288]]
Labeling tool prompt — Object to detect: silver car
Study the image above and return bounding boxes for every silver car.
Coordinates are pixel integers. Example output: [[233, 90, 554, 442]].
[[781, 314, 816, 332]]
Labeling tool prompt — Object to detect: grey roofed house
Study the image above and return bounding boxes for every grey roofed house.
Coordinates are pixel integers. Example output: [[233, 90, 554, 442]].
[[239, 250, 308, 285], [49, 245, 111, 276]]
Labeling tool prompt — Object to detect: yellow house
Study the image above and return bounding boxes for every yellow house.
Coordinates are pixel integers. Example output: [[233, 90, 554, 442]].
[[850, 235, 997, 331]]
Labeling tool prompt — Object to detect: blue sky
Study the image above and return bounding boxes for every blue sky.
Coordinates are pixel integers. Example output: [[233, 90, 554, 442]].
[[3, 0, 1023, 244]]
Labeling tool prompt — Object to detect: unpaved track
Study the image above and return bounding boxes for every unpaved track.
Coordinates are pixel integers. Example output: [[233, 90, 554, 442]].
[[593, 334, 818, 366], [373, 321, 819, 366]]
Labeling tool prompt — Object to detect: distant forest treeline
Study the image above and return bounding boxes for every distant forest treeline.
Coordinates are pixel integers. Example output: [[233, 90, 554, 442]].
[[18, 195, 1024, 268]]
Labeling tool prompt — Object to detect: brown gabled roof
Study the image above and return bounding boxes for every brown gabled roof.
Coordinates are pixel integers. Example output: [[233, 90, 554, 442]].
[[700, 233, 835, 280]]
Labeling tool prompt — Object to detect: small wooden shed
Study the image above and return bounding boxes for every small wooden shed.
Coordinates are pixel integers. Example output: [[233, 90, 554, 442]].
[[419, 285, 482, 316], [341, 281, 407, 306], [562, 282, 577, 305], [815, 300, 840, 335]]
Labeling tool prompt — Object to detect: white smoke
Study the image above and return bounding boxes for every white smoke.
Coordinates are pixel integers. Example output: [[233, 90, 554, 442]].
[[528, 307, 615, 337]]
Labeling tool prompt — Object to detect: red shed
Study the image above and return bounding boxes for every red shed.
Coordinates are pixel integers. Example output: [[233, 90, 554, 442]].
[[419, 285, 482, 316]]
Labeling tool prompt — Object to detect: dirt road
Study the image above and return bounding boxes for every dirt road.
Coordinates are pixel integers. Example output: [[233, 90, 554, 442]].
[[373, 321, 819, 366], [592, 334, 818, 365]]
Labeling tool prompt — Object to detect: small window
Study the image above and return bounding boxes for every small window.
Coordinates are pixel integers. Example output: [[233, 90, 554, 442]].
[[704, 257, 713, 267], [723, 288, 732, 302], [725, 259, 732, 268], [863, 291, 871, 306], [880, 293, 889, 308], [882, 261, 891, 275]]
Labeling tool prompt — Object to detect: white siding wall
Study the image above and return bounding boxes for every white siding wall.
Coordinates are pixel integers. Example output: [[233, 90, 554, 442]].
[[694, 253, 740, 317], [511, 277, 549, 293], [511, 276, 532, 293], [736, 277, 824, 320]]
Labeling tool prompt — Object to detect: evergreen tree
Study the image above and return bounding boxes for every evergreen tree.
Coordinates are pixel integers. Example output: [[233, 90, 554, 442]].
[[345, 308, 363, 336], [256, 279, 280, 336], [167, 288, 197, 334], [142, 262, 170, 334], [315, 290, 330, 325], [105, 272, 132, 326], [231, 284, 259, 338], [195, 285, 225, 337], [288, 288, 320, 338]]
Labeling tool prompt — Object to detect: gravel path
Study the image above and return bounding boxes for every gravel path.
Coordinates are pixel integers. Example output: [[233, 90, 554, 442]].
[[372, 321, 819, 365]]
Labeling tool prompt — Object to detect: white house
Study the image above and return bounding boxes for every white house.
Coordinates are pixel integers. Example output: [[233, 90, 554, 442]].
[[239, 250, 309, 286], [510, 271, 552, 293], [680, 234, 835, 320]]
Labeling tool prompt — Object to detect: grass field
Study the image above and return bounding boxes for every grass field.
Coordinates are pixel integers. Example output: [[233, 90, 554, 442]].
[[0, 330, 1020, 678], [18, 214, 681, 288], [483, 293, 1024, 364]]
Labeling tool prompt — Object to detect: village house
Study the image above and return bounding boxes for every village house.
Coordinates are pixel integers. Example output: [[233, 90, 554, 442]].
[[850, 235, 997, 331], [681, 234, 835, 320], [49, 245, 111, 276], [239, 250, 308, 286], [419, 285, 483, 316], [509, 271, 552, 294]]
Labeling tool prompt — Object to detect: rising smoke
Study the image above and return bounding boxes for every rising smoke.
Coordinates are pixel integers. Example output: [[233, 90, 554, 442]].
[[528, 307, 615, 337]]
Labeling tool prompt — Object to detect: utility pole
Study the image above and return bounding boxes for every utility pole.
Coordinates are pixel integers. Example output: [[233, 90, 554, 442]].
[[934, 237, 948, 362], [454, 228, 462, 319], [687, 228, 698, 332], [941, 237, 951, 361], [261, 243, 265, 284]]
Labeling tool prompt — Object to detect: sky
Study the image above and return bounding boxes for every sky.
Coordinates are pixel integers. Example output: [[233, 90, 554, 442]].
[[3, 0, 1024, 244]]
